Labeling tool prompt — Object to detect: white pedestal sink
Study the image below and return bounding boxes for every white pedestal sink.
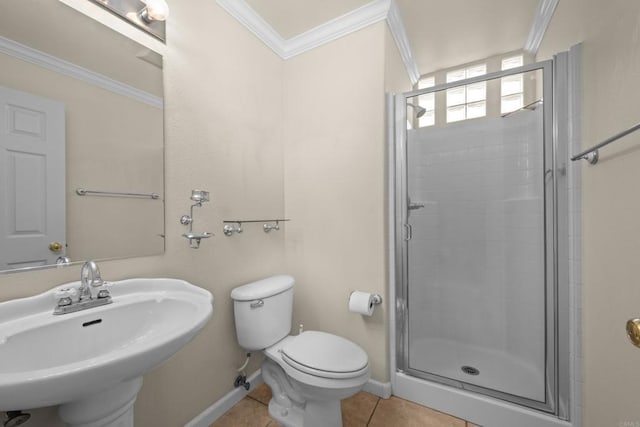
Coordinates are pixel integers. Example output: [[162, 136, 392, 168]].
[[0, 278, 213, 426]]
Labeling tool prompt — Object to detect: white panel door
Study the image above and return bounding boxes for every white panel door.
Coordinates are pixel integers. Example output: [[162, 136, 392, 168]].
[[0, 86, 65, 269]]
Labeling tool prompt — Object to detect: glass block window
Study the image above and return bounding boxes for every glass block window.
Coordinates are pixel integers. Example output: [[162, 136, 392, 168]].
[[417, 76, 435, 127], [501, 55, 524, 114], [446, 64, 486, 123]]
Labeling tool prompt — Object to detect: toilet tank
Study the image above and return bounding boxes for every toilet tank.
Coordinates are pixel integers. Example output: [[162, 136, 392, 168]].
[[230, 275, 294, 351]]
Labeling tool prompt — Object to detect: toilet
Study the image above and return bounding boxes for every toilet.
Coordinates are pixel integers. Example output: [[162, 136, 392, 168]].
[[231, 275, 370, 427]]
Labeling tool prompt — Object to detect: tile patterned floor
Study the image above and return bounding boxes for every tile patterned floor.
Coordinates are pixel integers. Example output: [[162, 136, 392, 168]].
[[211, 384, 481, 427]]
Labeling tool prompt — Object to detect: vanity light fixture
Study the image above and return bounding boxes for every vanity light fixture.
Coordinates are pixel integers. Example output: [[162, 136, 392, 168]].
[[88, 0, 168, 42], [139, 0, 170, 23]]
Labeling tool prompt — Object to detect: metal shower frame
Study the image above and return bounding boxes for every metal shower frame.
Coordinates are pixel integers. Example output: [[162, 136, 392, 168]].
[[389, 59, 570, 419]]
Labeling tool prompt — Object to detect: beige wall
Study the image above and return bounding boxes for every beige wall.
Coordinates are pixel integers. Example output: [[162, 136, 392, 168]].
[[540, 1, 640, 425], [0, 1, 285, 425], [283, 22, 389, 381], [0, 3, 413, 426], [12, 1, 640, 426], [280, 22, 410, 384], [134, 2, 286, 425]]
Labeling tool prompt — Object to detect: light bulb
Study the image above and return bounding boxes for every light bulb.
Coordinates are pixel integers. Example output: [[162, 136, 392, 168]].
[[140, 0, 169, 22]]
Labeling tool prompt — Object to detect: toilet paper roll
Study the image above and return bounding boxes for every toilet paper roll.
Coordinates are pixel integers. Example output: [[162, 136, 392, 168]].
[[349, 291, 375, 316]]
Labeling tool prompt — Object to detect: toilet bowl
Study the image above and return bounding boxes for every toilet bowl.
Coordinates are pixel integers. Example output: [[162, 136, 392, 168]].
[[231, 275, 370, 427]]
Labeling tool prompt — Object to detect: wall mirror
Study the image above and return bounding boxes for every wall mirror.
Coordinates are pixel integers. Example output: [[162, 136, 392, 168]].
[[0, 0, 164, 273]]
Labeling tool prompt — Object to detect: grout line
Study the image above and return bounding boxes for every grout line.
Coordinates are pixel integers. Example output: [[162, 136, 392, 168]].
[[366, 396, 382, 426], [246, 394, 266, 405], [246, 395, 272, 427]]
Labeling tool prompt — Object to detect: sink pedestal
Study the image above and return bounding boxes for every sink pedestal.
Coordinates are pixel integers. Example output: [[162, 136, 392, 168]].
[[58, 377, 143, 427]]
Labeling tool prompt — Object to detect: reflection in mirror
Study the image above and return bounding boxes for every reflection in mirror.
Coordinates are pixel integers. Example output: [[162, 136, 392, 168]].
[[88, 0, 169, 41], [0, 1, 164, 273]]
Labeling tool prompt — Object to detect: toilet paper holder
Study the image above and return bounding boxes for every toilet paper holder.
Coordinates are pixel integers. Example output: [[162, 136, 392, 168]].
[[348, 291, 383, 316], [349, 292, 383, 305]]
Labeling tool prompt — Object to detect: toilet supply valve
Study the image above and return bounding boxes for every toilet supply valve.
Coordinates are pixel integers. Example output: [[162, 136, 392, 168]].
[[299, 323, 304, 334], [233, 374, 250, 390], [234, 352, 251, 390]]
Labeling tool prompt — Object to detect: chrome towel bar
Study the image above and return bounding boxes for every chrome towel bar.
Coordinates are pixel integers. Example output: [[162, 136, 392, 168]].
[[571, 122, 640, 164], [76, 188, 160, 199]]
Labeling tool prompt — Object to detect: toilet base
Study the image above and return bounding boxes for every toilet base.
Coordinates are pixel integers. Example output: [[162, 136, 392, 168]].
[[268, 398, 342, 427], [267, 398, 303, 427], [304, 399, 342, 427], [262, 357, 348, 427]]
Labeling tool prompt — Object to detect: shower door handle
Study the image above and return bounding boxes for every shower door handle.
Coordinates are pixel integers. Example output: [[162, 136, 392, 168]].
[[404, 224, 412, 241]]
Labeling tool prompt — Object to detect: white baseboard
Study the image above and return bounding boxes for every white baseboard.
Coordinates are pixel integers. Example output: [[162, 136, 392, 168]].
[[363, 378, 392, 399], [186, 371, 392, 426], [184, 370, 263, 427]]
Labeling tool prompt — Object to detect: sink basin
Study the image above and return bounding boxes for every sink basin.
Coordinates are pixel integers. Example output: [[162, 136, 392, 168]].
[[0, 278, 213, 419]]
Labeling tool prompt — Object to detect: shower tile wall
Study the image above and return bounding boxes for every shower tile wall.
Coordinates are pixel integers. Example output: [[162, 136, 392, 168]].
[[406, 110, 546, 401]]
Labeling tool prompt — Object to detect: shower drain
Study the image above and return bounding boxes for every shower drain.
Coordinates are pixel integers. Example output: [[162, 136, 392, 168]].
[[461, 366, 480, 376]]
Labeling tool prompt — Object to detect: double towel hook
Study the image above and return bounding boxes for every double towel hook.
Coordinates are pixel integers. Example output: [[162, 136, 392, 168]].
[[222, 219, 289, 236]]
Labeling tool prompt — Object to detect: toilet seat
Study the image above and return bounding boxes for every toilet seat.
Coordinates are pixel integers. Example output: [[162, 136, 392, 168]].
[[281, 331, 368, 380]]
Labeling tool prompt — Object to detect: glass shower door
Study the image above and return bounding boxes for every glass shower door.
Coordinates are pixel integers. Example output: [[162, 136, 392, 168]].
[[398, 64, 557, 412]]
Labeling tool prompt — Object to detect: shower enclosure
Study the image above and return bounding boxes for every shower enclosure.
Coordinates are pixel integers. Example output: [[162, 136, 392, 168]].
[[391, 59, 570, 422]]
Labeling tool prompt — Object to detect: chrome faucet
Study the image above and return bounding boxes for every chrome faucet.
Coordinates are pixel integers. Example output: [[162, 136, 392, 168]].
[[79, 260, 102, 300], [53, 261, 112, 315]]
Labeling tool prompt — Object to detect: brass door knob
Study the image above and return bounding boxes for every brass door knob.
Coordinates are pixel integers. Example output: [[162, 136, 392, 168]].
[[626, 318, 640, 347], [49, 241, 63, 253]]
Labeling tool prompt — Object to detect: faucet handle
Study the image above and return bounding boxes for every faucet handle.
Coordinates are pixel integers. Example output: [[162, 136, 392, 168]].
[[54, 287, 78, 305], [90, 278, 105, 287], [94, 281, 112, 299], [96, 289, 111, 299]]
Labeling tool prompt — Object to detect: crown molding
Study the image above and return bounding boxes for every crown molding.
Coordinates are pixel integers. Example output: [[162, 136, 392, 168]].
[[386, 0, 419, 85], [524, 0, 560, 55], [0, 36, 163, 109], [283, 0, 390, 59], [215, 0, 287, 58], [216, 0, 419, 84]]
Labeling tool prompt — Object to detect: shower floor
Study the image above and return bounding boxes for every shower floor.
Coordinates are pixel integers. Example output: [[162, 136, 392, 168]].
[[408, 337, 545, 402]]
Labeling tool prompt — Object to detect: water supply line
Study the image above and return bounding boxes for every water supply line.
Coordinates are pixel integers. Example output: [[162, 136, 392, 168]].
[[233, 353, 251, 390], [237, 352, 251, 373]]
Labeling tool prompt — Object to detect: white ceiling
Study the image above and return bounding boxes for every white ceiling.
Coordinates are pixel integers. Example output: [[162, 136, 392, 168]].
[[241, 0, 542, 76], [397, 0, 540, 74]]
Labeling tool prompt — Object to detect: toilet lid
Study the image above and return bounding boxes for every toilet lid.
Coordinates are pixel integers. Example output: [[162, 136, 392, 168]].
[[281, 331, 368, 379]]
